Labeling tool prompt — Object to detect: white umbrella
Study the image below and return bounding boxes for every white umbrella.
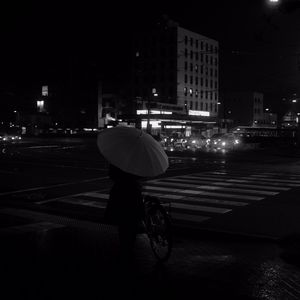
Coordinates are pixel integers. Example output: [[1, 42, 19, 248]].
[[97, 126, 169, 177]]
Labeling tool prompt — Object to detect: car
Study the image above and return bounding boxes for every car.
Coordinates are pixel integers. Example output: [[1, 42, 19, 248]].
[[208, 133, 240, 150], [186, 135, 207, 151], [0, 133, 22, 142]]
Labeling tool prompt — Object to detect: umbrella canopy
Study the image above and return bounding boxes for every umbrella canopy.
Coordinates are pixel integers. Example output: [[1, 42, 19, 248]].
[[97, 126, 169, 177]]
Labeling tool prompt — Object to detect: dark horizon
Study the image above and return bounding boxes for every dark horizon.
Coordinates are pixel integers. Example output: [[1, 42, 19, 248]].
[[1, 0, 300, 111]]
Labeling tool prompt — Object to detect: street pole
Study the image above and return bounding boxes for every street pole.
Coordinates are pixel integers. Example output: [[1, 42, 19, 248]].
[[146, 96, 151, 134]]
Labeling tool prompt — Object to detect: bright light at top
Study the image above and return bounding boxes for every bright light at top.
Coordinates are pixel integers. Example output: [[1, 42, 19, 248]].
[[269, 0, 279, 2]]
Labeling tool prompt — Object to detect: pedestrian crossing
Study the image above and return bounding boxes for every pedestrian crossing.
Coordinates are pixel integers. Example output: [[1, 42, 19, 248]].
[[38, 170, 300, 228]]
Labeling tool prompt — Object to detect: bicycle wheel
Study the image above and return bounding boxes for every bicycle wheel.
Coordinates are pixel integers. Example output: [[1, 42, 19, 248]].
[[145, 204, 172, 262]]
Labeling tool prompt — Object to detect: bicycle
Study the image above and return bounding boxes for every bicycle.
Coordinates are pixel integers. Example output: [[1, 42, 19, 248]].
[[142, 194, 173, 262]]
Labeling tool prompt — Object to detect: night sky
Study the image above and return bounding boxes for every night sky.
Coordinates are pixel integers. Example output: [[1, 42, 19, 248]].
[[1, 0, 300, 110]]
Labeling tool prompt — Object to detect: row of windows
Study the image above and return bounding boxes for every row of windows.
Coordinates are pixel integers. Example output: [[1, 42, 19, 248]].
[[184, 100, 218, 113], [184, 49, 218, 64], [184, 36, 218, 54], [184, 75, 218, 89], [184, 62, 218, 76], [183, 87, 218, 100]]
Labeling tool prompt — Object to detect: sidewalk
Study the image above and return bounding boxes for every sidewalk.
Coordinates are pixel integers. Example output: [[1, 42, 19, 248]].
[[1, 210, 299, 300]]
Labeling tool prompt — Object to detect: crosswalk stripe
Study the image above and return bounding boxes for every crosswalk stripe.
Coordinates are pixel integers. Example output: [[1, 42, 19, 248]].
[[249, 174, 300, 184], [209, 171, 300, 179], [74, 190, 247, 208], [143, 185, 264, 201], [143, 192, 247, 207], [170, 202, 231, 214], [82, 192, 109, 199], [148, 180, 278, 196], [185, 174, 300, 187], [162, 177, 289, 191], [205, 172, 300, 184]]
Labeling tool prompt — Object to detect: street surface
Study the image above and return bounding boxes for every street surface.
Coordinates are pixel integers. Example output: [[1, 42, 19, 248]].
[[1, 136, 300, 299]]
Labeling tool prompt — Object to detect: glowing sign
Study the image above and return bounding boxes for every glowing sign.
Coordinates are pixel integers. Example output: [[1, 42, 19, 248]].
[[188, 110, 210, 117], [42, 86, 48, 96], [141, 120, 161, 129], [165, 125, 184, 129], [37, 100, 45, 112], [136, 110, 172, 115]]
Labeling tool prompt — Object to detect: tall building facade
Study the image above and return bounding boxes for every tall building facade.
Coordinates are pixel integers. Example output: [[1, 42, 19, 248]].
[[131, 17, 219, 136], [177, 27, 219, 117]]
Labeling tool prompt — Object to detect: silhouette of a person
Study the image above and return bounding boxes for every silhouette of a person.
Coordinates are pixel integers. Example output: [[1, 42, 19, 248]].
[[104, 164, 144, 261]]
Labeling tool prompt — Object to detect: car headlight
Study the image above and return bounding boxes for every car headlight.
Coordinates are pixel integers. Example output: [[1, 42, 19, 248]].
[[222, 141, 226, 146]]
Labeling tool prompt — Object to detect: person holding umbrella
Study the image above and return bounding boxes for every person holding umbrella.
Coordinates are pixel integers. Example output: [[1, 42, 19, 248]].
[[97, 126, 169, 262]]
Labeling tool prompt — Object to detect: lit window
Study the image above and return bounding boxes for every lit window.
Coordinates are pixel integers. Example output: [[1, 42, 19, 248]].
[[189, 88, 193, 96], [184, 87, 187, 96]]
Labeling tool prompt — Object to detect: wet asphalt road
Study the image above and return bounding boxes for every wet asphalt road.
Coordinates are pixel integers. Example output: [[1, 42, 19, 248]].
[[1, 137, 300, 299]]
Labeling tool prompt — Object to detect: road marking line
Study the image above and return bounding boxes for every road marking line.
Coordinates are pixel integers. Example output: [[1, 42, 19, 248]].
[[26, 145, 59, 149], [60, 198, 107, 208], [0, 176, 109, 198], [35, 187, 110, 205], [0, 222, 65, 235]]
